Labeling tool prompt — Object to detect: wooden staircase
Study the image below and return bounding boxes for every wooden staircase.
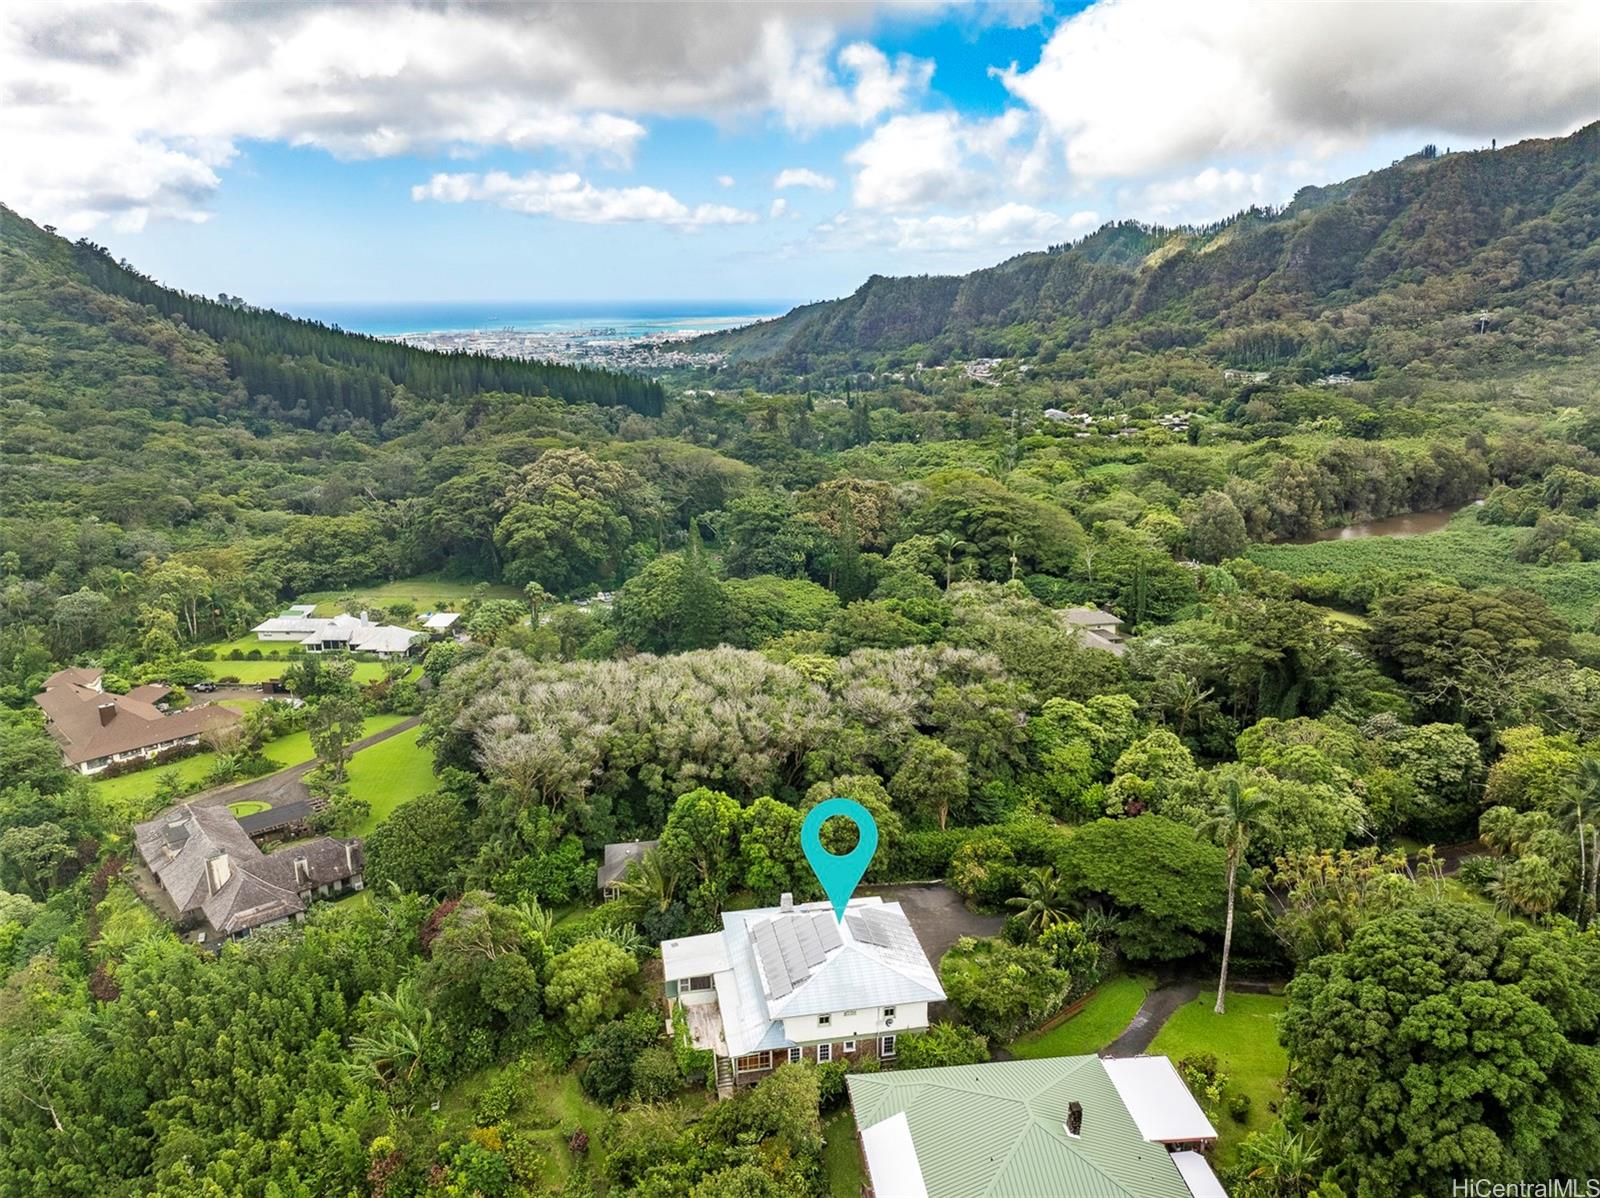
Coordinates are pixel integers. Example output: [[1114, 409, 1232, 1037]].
[[714, 1055, 734, 1099]]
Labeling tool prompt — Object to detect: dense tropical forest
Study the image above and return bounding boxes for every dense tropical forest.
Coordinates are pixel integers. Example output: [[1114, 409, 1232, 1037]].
[[2, 123, 1599, 1198]]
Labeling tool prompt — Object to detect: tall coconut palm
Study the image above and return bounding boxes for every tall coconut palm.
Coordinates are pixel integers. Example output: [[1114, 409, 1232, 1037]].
[[1556, 758, 1600, 927], [1200, 777, 1268, 1014], [1006, 866, 1071, 935], [935, 531, 968, 588]]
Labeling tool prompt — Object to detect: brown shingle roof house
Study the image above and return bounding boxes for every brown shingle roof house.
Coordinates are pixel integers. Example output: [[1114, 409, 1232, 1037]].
[[33, 667, 240, 775], [134, 803, 365, 942]]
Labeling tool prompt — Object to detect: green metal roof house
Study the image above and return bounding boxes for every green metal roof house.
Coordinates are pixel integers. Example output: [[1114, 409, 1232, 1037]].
[[846, 1055, 1227, 1198]]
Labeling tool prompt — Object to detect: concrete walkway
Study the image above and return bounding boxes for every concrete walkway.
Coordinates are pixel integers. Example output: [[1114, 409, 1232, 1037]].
[[190, 715, 422, 813], [1103, 979, 1204, 1057]]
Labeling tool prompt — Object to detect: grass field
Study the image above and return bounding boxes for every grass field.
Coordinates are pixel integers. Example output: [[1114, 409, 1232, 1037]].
[[227, 800, 270, 817], [90, 714, 410, 812], [1247, 514, 1600, 624], [1147, 992, 1289, 1166], [347, 726, 438, 835], [298, 572, 520, 616], [200, 658, 393, 684], [1011, 975, 1152, 1059], [823, 1108, 866, 1195]]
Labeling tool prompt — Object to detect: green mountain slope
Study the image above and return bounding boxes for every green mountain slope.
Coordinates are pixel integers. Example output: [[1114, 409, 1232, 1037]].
[[0, 204, 665, 422], [698, 123, 1599, 375]]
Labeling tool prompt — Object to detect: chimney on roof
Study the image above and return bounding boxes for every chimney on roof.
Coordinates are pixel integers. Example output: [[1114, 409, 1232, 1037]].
[[780, 892, 794, 912], [97, 702, 117, 725], [1066, 1101, 1083, 1137], [207, 853, 231, 896], [293, 855, 310, 886], [345, 842, 356, 873]]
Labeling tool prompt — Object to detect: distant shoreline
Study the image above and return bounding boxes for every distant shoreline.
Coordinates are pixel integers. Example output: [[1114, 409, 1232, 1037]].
[[282, 301, 796, 339]]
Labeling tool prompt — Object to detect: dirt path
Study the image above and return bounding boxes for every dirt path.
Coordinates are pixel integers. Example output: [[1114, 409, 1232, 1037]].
[[191, 715, 422, 813], [1103, 979, 1204, 1057]]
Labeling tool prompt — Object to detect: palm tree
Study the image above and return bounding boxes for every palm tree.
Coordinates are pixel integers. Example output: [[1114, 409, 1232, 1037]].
[[523, 581, 553, 626], [614, 849, 679, 918], [935, 531, 968, 588], [509, 897, 554, 940], [1242, 1121, 1322, 1197], [1556, 759, 1600, 927], [1078, 907, 1122, 948], [1006, 866, 1071, 935], [348, 979, 434, 1092], [1200, 777, 1268, 1014]]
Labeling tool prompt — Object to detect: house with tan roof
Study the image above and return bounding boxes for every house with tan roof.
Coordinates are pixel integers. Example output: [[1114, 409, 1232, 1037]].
[[662, 894, 944, 1095], [33, 667, 240, 775], [847, 1055, 1226, 1198], [133, 802, 364, 943]]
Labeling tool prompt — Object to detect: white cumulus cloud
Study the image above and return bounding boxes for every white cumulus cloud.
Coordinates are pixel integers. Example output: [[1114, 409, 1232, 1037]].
[[0, 1, 931, 233], [775, 168, 838, 191], [413, 171, 758, 229], [1002, 0, 1600, 180]]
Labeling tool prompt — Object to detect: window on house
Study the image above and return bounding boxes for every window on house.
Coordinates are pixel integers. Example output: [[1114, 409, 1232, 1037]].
[[816, 1043, 833, 1063], [882, 1007, 896, 1018], [817, 1014, 831, 1027], [680, 975, 715, 993], [788, 1047, 803, 1064], [736, 1052, 771, 1072], [843, 1040, 856, 1054], [880, 1034, 896, 1058]]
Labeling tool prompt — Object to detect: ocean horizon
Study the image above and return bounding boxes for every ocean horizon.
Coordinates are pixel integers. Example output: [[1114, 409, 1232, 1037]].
[[284, 299, 797, 338]]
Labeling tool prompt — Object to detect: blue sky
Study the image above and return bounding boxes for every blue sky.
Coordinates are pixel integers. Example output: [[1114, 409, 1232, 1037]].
[[4, 2, 1595, 310]]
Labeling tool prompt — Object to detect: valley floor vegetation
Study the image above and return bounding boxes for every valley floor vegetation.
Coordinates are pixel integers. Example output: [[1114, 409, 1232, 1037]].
[[4, 129, 1600, 1198]]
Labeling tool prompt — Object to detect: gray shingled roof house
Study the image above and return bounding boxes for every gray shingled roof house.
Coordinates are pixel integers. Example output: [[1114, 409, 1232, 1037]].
[[597, 839, 658, 899], [134, 803, 364, 942]]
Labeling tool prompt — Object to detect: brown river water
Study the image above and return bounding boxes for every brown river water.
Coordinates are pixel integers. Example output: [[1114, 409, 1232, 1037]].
[[1293, 503, 1475, 544]]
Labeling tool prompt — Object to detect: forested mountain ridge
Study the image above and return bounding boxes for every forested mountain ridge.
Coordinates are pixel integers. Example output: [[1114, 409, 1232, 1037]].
[[0, 204, 665, 423], [697, 122, 1600, 375]]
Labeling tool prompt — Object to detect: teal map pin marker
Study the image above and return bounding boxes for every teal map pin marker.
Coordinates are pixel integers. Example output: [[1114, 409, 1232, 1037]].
[[801, 797, 879, 922]]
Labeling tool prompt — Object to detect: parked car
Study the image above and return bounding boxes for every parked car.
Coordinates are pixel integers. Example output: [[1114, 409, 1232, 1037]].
[[191, 681, 218, 693]]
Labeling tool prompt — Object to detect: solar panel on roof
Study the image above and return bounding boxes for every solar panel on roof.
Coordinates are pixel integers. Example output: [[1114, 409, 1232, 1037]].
[[752, 921, 794, 998], [845, 913, 881, 945], [794, 917, 827, 966], [775, 921, 810, 978], [812, 913, 843, 951]]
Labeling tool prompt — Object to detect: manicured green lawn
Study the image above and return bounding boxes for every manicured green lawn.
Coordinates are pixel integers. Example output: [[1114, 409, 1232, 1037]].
[[91, 714, 410, 814], [347, 726, 437, 835], [823, 1108, 866, 1195], [201, 658, 391, 684], [1147, 992, 1289, 1166], [1011, 975, 1151, 1059], [227, 800, 270, 817], [298, 572, 519, 616]]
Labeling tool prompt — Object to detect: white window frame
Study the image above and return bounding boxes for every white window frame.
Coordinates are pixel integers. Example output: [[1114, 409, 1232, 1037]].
[[880, 1034, 896, 1059], [788, 1047, 803, 1064], [843, 1039, 857, 1054], [817, 1014, 832, 1027], [816, 1043, 833, 1063]]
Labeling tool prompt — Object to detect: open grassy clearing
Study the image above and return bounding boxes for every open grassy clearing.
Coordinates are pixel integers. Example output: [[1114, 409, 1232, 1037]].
[[227, 800, 270, 817], [1247, 514, 1600, 623], [347, 725, 438, 835], [297, 572, 519, 616], [1147, 992, 1289, 1166], [1010, 974, 1152, 1059]]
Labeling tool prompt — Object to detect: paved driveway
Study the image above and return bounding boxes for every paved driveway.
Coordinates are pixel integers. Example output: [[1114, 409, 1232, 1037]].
[[865, 881, 1004, 966]]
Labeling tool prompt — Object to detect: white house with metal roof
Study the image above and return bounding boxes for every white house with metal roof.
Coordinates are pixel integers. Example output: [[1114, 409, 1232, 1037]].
[[662, 894, 944, 1093], [251, 610, 423, 658]]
